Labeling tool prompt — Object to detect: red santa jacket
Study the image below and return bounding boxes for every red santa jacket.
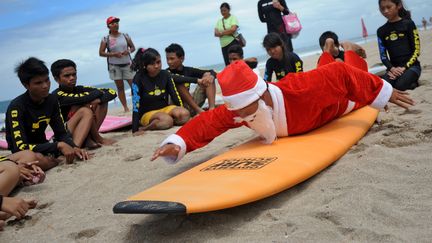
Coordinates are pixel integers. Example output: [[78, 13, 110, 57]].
[[161, 51, 393, 163]]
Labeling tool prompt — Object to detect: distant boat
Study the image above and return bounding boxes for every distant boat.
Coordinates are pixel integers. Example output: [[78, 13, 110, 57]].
[[361, 17, 368, 39]]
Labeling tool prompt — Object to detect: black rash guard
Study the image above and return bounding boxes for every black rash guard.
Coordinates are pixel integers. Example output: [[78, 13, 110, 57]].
[[52, 86, 117, 121], [264, 52, 303, 81], [168, 66, 217, 89], [5, 92, 76, 154], [131, 70, 190, 133], [258, 0, 289, 33], [377, 18, 421, 69]]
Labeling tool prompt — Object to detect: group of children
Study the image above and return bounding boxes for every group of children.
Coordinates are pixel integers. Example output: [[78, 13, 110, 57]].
[[0, 0, 422, 230]]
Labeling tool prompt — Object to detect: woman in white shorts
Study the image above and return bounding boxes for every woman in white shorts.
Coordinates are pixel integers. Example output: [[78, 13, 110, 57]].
[[99, 16, 136, 112]]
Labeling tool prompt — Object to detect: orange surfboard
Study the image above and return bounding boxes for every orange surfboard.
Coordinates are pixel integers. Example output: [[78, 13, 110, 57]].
[[113, 106, 378, 214]]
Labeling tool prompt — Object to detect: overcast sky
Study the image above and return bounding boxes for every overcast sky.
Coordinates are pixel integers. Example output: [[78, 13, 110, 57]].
[[1, 0, 431, 101]]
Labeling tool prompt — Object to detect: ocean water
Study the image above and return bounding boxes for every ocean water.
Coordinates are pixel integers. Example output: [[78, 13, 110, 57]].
[[0, 34, 379, 115]]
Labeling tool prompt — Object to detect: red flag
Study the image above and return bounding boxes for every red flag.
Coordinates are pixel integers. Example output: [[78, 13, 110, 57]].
[[361, 18, 368, 38]]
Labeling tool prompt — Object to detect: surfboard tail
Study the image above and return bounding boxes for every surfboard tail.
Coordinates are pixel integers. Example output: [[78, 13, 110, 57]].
[[113, 200, 187, 214]]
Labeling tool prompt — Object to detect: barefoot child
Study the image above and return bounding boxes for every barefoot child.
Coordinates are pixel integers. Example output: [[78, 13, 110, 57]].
[[165, 43, 217, 116], [5, 57, 89, 165], [377, 0, 421, 90], [51, 59, 117, 149], [131, 48, 191, 135]]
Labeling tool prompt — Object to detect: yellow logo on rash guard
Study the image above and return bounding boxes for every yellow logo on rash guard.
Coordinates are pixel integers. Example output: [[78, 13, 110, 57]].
[[295, 61, 302, 72], [57, 90, 90, 97], [407, 29, 421, 68], [149, 89, 165, 96], [32, 117, 51, 129], [389, 33, 398, 41], [11, 110, 18, 118], [108, 89, 116, 95], [276, 71, 286, 79]]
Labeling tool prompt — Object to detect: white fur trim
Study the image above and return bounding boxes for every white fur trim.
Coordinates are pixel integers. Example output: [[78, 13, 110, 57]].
[[343, 101, 356, 115], [159, 134, 187, 164], [371, 80, 393, 110], [223, 76, 267, 110], [267, 84, 288, 136]]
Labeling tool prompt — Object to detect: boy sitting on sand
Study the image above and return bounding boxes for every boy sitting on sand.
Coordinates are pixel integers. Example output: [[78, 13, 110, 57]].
[[5, 57, 89, 165], [51, 59, 117, 149], [165, 43, 217, 116]]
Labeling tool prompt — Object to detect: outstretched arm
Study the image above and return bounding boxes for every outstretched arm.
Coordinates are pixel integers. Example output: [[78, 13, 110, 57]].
[[152, 105, 245, 163], [387, 89, 414, 110]]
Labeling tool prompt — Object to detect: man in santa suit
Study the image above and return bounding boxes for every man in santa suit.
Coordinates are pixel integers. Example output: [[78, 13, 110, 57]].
[[151, 44, 414, 164]]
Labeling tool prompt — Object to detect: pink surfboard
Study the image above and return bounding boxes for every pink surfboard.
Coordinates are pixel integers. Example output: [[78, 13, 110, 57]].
[[99, 115, 132, 133], [0, 132, 54, 150], [0, 116, 131, 149]]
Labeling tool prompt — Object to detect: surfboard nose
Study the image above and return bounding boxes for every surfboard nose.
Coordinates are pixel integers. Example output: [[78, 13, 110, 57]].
[[113, 200, 187, 214]]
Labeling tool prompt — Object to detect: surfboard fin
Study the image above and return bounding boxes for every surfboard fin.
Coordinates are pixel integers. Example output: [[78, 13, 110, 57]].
[[113, 200, 187, 214]]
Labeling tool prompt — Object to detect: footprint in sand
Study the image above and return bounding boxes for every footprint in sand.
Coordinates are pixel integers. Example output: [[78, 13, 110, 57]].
[[312, 211, 342, 226], [6, 215, 33, 229], [349, 143, 369, 154], [123, 154, 143, 162], [36, 201, 54, 210], [69, 227, 103, 240], [400, 109, 422, 115]]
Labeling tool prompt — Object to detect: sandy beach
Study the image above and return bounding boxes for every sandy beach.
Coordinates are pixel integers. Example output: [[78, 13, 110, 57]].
[[1, 30, 432, 242]]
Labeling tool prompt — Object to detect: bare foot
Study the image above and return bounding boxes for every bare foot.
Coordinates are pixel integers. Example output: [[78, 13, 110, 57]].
[[0, 220, 4, 231], [99, 137, 116, 146], [323, 38, 340, 57], [26, 199, 37, 209], [341, 41, 367, 58], [85, 138, 102, 150], [0, 212, 12, 220]]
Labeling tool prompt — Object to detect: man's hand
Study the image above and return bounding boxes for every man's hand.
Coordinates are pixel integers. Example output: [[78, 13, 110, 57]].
[[17, 161, 45, 185], [74, 147, 90, 161], [57, 142, 75, 163], [88, 98, 101, 111], [151, 144, 181, 161], [387, 89, 415, 110], [199, 72, 214, 87], [272, 0, 284, 11]]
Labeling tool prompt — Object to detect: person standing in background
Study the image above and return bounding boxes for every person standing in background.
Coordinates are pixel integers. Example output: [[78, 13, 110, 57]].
[[214, 2, 241, 66], [421, 17, 427, 30], [99, 16, 136, 113], [258, 0, 293, 52]]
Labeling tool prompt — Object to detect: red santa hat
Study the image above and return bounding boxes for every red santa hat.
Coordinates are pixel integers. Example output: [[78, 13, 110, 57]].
[[217, 61, 267, 110]]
